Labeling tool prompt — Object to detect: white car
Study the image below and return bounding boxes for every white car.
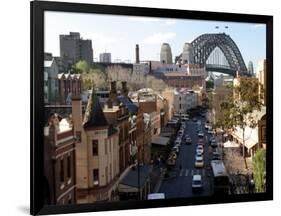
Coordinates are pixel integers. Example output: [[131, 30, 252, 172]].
[[196, 145, 204, 154], [178, 129, 184, 136], [172, 146, 179, 154], [208, 128, 214, 135], [192, 174, 203, 192], [198, 131, 204, 137]]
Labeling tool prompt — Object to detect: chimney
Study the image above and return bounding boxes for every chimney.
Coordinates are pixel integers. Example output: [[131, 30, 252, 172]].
[[135, 44, 140, 64], [121, 81, 128, 97], [71, 95, 83, 136], [109, 81, 117, 102]]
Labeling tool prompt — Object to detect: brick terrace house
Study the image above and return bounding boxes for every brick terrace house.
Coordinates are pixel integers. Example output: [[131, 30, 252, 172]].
[[43, 114, 76, 205], [58, 73, 82, 104]]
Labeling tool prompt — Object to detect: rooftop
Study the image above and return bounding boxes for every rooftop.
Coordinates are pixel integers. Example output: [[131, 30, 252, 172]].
[[83, 88, 109, 129]]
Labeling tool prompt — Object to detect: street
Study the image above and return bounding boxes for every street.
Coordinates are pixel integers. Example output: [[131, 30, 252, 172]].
[[159, 114, 214, 198]]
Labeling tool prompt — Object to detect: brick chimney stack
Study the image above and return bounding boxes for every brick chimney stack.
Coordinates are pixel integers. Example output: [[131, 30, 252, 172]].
[[121, 81, 128, 97], [109, 81, 118, 104], [136, 44, 140, 64]]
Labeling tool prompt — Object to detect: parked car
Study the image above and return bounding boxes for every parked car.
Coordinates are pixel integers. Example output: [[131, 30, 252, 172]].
[[195, 151, 203, 158], [196, 145, 204, 154], [211, 140, 218, 148], [212, 152, 221, 160], [198, 139, 204, 145], [205, 123, 209, 130], [198, 131, 204, 138], [178, 129, 184, 135], [195, 156, 204, 168], [209, 136, 216, 144], [186, 137, 192, 145], [192, 174, 203, 192], [208, 128, 214, 135], [174, 139, 181, 146], [172, 146, 179, 154]]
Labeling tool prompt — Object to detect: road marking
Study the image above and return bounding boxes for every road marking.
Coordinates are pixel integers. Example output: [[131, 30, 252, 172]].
[[185, 169, 189, 176], [179, 169, 184, 176], [202, 169, 205, 176]]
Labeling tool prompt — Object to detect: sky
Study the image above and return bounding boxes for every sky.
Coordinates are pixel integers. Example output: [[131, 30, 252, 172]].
[[45, 11, 266, 72]]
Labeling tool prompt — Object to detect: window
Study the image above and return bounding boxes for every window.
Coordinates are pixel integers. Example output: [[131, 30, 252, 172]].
[[76, 131, 81, 142], [60, 159, 64, 183], [105, 166, 108, 184], [105, 139, 108, 155], [67, 156, 71, 178], [93, 169, 99, 185], [110, 164, 112, 180], [92, 140, 98, 156]]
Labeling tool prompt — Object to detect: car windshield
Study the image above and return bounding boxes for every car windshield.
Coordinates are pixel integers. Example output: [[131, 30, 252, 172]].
[[193, 180, 202, 185]]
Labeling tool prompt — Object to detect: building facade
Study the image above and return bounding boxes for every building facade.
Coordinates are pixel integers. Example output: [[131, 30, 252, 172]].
[[60, 32, 93, 65], [44, 59, 59, 104], [43, 114, 76, 205], [256, 59, 267, 105], [99, 53, 112, 63], [164, 64, 206, 89], [72, 92, 120, 203], [103, 82, 131, 173], [58, 73, 82, 104], [174, 89, 197, 114]]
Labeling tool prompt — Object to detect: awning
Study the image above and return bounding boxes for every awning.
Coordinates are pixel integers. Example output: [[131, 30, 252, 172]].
[[223, 140, 240, 148], [231, 126, 258, 150], [118, 165, 150, 193], [151, 136, 170, 146]]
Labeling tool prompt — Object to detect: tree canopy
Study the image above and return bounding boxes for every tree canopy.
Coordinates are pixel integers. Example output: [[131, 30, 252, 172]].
[[253, 148, 266, 192]]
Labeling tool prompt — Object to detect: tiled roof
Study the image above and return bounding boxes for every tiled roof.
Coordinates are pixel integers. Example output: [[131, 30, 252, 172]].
[[118, 95, 138, 114], [83, 87, 109, 128]]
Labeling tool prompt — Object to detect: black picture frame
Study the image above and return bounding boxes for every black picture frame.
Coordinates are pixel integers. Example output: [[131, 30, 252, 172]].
[[31, 1, 273, 215]]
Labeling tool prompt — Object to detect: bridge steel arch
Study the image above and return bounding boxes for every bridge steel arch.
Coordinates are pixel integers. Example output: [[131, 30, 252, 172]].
[[185, 33, 248, 76]]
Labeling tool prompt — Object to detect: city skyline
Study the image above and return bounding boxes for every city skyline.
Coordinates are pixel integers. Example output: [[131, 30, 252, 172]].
[[45, 11, 266, 72]]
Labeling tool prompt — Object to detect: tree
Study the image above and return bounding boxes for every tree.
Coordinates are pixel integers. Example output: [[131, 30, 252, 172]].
[[206, 80, 214, 90], [106, 65, 131, 83], [144, 75, 167, 91], [219, 77, 261, 157], [73, 60, 90, 74], [253, 148, 266, 192]]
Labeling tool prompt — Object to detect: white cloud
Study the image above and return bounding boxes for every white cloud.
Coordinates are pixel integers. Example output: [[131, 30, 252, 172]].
[[253, 24, 265, 28], [128, 17, 161, 22], [162, 20, 177, 26], [142, 32, 176, 45]]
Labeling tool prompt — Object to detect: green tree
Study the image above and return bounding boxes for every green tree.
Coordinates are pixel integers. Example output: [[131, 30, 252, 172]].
[[219, 77, 261, 157], [206, 80, 214, 90], [73, 60, 90, 74], [253, 148, 266, 192]]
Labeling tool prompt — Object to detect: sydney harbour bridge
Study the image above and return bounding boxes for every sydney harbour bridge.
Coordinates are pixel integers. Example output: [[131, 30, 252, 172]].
[[174, 33, 248, 76]]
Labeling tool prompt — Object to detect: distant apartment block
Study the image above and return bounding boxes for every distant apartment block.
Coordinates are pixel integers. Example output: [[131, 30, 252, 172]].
[[60, 32, 93, 65], [99, 52, 111, 63]]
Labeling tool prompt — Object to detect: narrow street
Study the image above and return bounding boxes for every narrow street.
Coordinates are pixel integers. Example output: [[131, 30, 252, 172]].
[[159, 114, 214, 198]]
